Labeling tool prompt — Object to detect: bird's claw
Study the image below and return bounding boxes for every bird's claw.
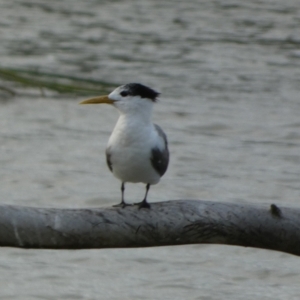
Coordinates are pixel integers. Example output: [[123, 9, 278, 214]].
[[134, 200, 151, 209], [112, 202, 133, 209]]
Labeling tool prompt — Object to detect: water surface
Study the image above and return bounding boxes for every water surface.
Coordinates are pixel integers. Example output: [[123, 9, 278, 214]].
[[1, 0, 300, 299]]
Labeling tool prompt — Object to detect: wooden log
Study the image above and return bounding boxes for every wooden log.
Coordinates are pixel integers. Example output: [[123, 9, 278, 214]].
[[0, 200, 299, 256]]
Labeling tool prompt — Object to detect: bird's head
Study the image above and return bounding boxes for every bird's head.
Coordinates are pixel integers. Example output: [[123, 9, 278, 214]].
[[80, 83, 160, 116]]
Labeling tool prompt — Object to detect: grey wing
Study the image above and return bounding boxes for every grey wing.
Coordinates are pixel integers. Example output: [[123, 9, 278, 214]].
[[151, 124, 169, 177], [105, 147, 113, 172]]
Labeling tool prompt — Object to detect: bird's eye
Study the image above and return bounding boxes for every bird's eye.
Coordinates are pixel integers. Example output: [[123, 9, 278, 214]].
[[120, 91, 129, 97]]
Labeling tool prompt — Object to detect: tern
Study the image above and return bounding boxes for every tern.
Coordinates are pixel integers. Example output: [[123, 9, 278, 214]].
[[80, 83, 169, 208]]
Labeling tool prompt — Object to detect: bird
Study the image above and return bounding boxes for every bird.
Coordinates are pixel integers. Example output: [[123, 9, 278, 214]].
[[80, 83, 169, 209]]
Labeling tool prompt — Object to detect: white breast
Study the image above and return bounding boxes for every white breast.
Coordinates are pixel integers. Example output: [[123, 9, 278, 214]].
[[107, 115, 162, 184]]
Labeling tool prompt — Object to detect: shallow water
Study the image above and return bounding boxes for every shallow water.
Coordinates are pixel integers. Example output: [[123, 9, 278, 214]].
[[1, 0, 300, 299]]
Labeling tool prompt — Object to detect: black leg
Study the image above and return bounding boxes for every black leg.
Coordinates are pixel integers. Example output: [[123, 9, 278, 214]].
[[113, 182, 132, 208], [121, 182, 125, 203], [135, 184, 151, 209]]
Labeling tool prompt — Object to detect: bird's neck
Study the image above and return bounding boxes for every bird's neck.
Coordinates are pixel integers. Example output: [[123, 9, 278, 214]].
[[110, 109, 153, 143], [118, 105, 153, 126], [118, 111, 152, 128]]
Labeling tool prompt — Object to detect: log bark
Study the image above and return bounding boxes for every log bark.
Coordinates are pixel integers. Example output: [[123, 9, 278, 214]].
[[0, 200, 299, 256]]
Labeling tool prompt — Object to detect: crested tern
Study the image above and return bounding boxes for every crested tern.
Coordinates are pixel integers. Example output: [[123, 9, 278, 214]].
[[80, 83, 169, 208]]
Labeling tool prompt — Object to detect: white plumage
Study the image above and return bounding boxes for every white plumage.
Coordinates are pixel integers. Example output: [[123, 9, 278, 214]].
[[80, 83, 169, 208]]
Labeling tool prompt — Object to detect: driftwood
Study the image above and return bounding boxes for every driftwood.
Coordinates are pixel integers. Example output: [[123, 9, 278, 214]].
[[0, 200, 299, 256]]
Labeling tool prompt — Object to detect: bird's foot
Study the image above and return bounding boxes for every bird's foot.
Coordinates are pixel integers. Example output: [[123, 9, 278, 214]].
[[113, 202, 132, 209], [134, 200, 151, 209]]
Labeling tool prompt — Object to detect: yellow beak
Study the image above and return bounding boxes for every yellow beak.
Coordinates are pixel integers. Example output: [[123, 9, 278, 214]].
[[79, 95, 114, 105]]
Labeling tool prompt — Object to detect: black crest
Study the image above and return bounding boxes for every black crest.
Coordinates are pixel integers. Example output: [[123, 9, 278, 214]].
[[123, 83, 160, 102]]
